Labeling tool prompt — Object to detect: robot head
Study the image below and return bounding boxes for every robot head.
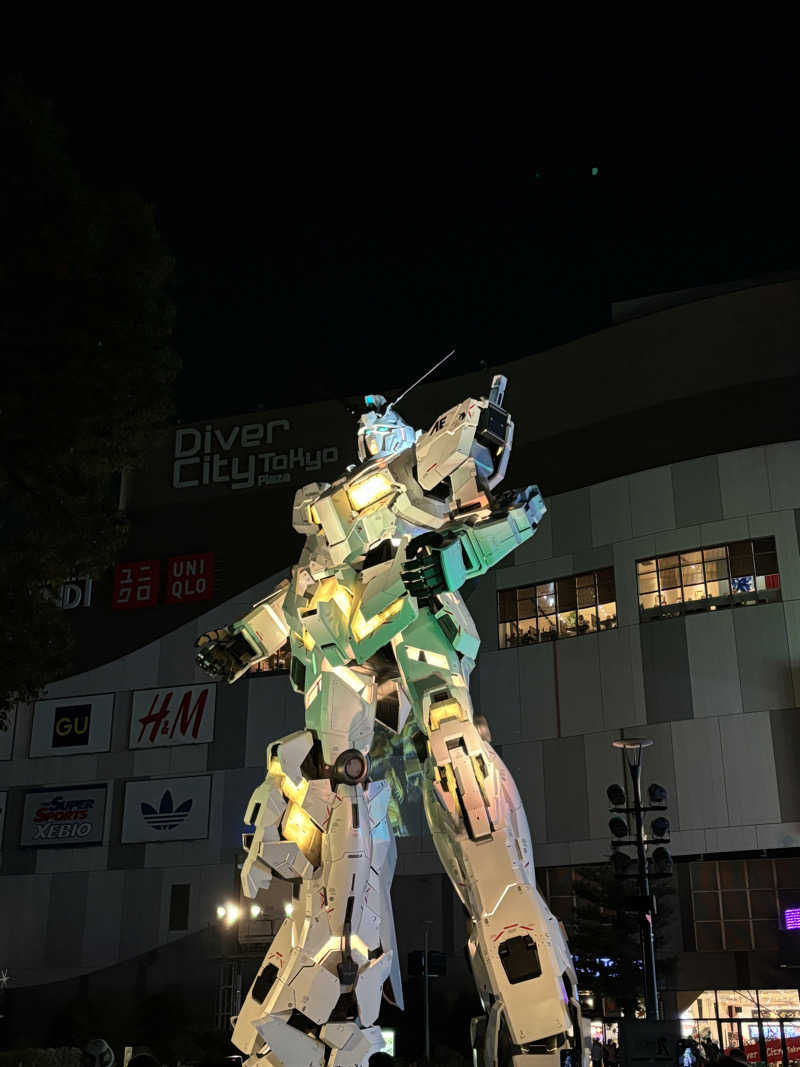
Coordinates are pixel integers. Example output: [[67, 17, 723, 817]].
[[81, 1039, 114, 1067], [356, 395, 417, 461]]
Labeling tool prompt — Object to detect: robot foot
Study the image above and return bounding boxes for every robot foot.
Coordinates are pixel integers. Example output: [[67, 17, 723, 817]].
[[239, 1017, 385, 1067], [471, 1005, 570, 1067]]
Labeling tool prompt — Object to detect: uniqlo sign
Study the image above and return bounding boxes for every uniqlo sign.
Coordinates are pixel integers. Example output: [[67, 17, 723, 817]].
[[165, 552, 214, 604], [130, 683, 216, 748], [112, 560, 159, 609]]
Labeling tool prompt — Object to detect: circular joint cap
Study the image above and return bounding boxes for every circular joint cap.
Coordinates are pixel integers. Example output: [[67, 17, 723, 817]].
[[333, 749, 369, 784]]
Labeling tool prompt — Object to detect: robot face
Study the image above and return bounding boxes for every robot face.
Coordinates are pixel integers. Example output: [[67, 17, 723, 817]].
[[356, 407, 417, 461]]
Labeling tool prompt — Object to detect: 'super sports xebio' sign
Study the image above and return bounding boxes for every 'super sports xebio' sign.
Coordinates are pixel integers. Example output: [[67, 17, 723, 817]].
[[20, 785, 107, 847]]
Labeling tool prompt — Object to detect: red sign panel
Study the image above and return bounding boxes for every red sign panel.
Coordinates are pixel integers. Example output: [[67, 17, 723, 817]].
[[130, 684, 216, 748], [112, 560, 160, 609], [165, 553, 214, 604]]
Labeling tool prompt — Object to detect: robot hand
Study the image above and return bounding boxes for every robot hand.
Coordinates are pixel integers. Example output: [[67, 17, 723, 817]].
[[401, 532, 450, 600], [494, 483, 546, 527], [195, 627, 256, 682]]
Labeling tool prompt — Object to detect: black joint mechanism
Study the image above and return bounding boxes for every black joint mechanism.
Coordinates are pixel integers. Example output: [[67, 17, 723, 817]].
[[332, 749, 369, 784]]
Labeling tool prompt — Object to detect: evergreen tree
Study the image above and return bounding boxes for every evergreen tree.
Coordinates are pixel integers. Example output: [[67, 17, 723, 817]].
[[565, 862, 676, 1018], [0, 80, 177, 709]]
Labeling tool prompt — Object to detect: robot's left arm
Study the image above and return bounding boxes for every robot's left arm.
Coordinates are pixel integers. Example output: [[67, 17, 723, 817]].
[[195, 580, 291, 684], [402, 486, 546, 599]]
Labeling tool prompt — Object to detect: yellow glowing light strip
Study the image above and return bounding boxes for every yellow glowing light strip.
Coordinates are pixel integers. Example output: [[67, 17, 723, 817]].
[[429, 699, 464, 730], [346, 472, 394, 512], [353, 596, 405, 641]]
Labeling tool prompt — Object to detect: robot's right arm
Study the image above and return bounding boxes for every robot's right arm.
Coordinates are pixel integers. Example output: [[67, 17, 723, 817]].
[[195, 579, 290, 684]]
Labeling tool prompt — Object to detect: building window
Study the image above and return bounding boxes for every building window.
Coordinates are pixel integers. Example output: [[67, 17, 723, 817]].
[[169, 883, 190, 931], [497, 568, 617, 649], [681, 988, 800, 1054], [690, 859, 791, 953], [637, 537, 780, 620], [248, 642, 291, 675]]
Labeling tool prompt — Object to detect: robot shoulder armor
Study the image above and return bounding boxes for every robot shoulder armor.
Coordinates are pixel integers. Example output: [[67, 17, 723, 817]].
[[292, 481, 331, 534], [414, 397, 482, 490]]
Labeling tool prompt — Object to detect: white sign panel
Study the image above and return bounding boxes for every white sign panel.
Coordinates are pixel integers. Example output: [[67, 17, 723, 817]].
[[0, 791, 7, 846], [130, 683, 216, 749], [20, 785, 107, 847], [0, 705, 16, 760], [30, 694, 114, 757], [122, 775, 211, 843]]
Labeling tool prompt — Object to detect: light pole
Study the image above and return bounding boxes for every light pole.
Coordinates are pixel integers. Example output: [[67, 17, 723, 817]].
[[612, 738, 660, 1021], [423, 919, 433, 1061]]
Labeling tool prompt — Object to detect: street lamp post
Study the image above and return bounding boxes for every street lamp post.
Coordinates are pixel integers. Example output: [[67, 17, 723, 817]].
[[423, 920, 432, 1061], [612, 738, 660, 1021]]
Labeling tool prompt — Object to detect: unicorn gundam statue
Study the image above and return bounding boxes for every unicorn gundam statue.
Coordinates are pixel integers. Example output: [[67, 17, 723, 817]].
[[196, 371, 583, 1066]]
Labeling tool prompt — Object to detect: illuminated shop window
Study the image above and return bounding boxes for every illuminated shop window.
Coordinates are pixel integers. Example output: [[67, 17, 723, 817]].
[[497, 568, 617, 649], [248, 642, 291, 675], [680, 988, 800, 1050], [637, 537, 780, 620]]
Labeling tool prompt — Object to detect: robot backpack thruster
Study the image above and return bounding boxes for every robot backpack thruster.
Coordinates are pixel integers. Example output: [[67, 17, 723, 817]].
[[195, 375, 583, 1067]]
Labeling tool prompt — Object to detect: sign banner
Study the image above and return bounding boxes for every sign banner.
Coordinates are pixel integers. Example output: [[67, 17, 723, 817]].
[[122, 775, 211, 843], [130, 684, 216, 749], [112, 560, 160, 609], [165, 553, 214, 604], [0, 705, 16, 760], [30, 694, 114, 757], [0, 790, 7, 846], [21, 785, 107, 847]]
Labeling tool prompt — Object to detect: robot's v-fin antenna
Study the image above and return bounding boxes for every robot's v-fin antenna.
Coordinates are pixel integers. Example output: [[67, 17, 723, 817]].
[[386, 349, 455, 412]]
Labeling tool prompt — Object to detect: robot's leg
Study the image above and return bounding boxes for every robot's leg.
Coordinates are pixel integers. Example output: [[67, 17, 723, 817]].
[[232, 673, 402, 1065], [393, 613, 583, 1067]]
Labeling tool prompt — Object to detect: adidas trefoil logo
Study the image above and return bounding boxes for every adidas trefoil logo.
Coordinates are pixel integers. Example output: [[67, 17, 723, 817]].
[[141, 789, 193, 831]]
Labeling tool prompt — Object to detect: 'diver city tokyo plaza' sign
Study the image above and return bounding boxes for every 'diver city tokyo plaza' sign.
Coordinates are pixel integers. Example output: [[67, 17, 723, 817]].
[[171, 418, 340, 492]]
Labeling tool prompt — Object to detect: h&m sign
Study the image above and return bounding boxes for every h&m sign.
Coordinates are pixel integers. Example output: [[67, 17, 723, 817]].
[[130, 683, 216, 749]]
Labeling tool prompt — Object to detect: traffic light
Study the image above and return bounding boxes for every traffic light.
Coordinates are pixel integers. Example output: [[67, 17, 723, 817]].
[[612, 851, 634, 877], [648, 783, 667, 807], [650, 816, 670, 839], [607, 783, 626, 807], [651, 846, 673, 876], [609, 816, 629, 839]]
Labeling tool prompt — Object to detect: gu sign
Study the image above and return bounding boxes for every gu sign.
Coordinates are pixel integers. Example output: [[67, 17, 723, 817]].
[[122, 775, 211, 843], [130, 683, 216, 749], [165, 553, 214, 604], [21, 784, 108, 847], [30, 694, 114, 757]]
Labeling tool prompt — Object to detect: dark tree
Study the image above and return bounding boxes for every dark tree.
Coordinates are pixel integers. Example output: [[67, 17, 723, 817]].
[[565, 862, 676, 1018], [0, 80, 177, 709]]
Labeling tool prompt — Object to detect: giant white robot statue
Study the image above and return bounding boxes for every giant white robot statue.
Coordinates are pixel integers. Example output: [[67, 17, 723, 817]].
[[196, 375, 583, 1067]]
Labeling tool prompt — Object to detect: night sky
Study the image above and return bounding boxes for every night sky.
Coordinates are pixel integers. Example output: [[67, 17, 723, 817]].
[[10, 56, 800, 421]]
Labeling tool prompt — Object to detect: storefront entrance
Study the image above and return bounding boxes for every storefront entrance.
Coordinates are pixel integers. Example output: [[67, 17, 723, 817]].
[[682, 990, 800, 1067]]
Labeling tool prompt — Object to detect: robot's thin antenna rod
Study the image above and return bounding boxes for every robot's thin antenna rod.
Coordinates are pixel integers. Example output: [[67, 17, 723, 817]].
[[387, 349, 455, 411]]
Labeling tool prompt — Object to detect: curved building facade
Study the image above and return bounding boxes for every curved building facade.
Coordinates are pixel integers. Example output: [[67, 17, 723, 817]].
[[1, 277, 799, 1053]]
